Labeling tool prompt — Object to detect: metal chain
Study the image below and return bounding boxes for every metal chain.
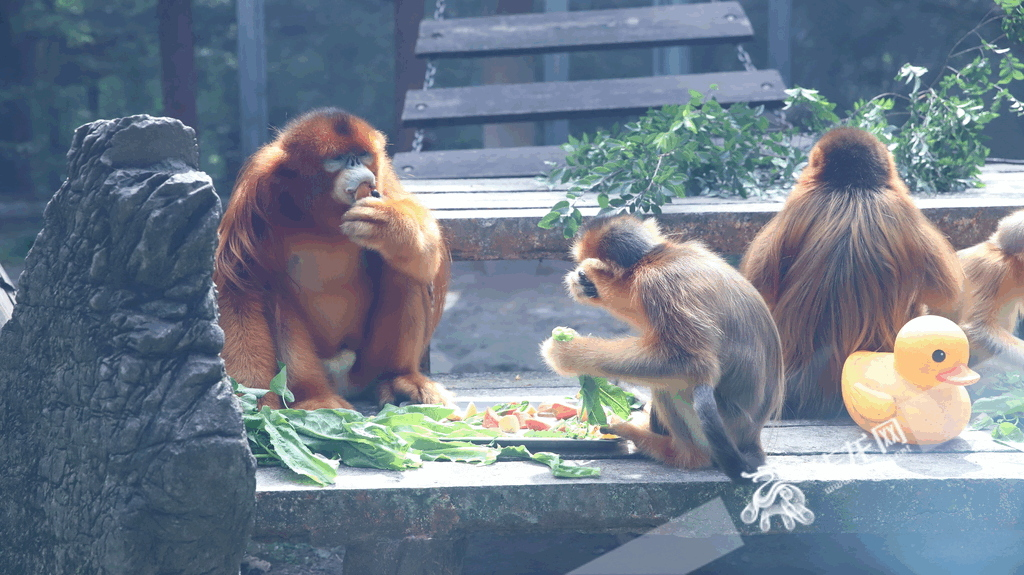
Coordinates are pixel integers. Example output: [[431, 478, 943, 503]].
[[736, 43, 756, 72], [412, 0, 446, 153], [733, 38, 791, 127]]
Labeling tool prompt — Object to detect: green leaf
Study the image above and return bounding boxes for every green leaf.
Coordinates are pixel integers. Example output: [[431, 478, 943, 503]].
[[537, 211, 562, 229], [577, 375, 636, 426], [261, 409, 338, 485], [529, 451, 601, 478], [269, 365, 294, 405], [993, 421, 1024, 442]]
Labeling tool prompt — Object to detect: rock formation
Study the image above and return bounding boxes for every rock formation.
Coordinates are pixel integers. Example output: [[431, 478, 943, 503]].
[[0, 115, 256, 574]]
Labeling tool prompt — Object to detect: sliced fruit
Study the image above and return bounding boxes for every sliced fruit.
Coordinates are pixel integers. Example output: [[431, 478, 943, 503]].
[[498, 414, 521, 433], [482, 408, 501, 429], [550, 402, 578, 420], [524, 418, 552, 431]]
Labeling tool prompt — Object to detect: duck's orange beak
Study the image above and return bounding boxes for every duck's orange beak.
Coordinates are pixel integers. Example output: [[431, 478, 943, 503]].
[[936, 363, 980, 386]]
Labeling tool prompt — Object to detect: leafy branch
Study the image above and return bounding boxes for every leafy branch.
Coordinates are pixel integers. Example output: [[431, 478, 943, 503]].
[[538, 1, 1024, 238]]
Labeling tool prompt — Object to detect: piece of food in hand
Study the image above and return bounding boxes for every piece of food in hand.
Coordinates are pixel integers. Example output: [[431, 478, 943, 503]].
[[482, 408, 501, 429], [524, 418, 552, 431], [498, 414, 522, 433], [551, 326, 579, 342], [354, 181, 377, 200], [551, 402, 578, 420]]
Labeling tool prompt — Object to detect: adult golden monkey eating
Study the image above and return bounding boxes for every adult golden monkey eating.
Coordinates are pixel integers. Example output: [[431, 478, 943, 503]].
[[214, 108, 451, 410]]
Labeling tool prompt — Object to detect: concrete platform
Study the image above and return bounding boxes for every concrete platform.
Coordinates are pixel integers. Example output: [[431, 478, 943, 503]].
[[250, 372, 1024, 575]]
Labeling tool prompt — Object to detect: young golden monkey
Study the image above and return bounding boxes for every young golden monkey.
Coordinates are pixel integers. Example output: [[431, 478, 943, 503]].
[[740, 127, 964, 418], [541, 215, 785, 482], [936, 210, 1024, 378]]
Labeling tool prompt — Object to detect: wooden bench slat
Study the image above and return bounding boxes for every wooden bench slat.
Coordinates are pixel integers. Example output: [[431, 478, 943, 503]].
[[402, 69, 787, 127], [416, 2, 753, 58], [394, 146, 565, 179]]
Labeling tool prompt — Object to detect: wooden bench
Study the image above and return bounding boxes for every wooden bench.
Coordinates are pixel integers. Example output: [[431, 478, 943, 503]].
[[394, 1, 788, 181], [390, 3, 1024, 261]]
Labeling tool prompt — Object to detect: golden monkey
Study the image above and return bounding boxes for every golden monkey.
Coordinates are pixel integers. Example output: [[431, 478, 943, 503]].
[[937, 210, 1024, 381], [740, 127, 964, 418], [541, 215, 785, 482], [214, 108, 452, 410]]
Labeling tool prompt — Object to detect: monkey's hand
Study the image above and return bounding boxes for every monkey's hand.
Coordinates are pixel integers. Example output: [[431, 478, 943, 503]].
[[341, 195, 443, 284], [540, 335, 587, 377]]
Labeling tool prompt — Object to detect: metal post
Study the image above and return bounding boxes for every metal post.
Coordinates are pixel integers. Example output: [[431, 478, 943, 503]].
[[653, 0, 690, 77], [542, 0, 569, 145], [237, 0, 268, 160], [768, 0, 792, 85]]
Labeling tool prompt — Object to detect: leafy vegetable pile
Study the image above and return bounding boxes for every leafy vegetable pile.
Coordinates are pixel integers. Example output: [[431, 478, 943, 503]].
[[231, 366, 640, 485], [971, 371, 1024, 448]]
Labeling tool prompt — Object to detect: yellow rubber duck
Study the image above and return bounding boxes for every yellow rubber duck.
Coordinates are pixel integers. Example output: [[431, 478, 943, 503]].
[[841, 315, 980, 445]]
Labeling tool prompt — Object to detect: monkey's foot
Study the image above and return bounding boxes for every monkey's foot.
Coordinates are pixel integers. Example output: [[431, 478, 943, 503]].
[[377, 374, 455, 406], [608, 421, 711, 470]]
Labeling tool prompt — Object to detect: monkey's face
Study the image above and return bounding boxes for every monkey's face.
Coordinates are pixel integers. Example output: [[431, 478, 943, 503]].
[[268, 109, 389, 229], [565, 215, 664, 329], [322, 151, 379, 206]]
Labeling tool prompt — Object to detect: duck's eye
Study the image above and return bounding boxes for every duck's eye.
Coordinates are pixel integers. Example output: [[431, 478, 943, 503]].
[[932, 349, 946, 363]]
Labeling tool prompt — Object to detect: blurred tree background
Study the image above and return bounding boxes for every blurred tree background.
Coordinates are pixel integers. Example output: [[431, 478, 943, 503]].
[[0, 0, 1021, 208]]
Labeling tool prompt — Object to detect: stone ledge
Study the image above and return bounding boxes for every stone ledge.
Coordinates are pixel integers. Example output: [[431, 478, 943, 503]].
[[406, 162, 1024, 259], [253, 371, 1024, 574]]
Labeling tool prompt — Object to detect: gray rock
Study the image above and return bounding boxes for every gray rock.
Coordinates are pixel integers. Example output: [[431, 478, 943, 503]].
[[0, 115, 256, 575]]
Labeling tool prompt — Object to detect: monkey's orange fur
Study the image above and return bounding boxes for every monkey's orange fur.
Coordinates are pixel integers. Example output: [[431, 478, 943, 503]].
[[214, 108, 451, 410], [936, 210, 1024, 373], [740, 128, 964, 419]]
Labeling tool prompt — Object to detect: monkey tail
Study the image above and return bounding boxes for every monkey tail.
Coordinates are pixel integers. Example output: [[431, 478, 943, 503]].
[[994, 210, 1024, 256], [692, 384, 763, 483], [807, 127, 893, 190]]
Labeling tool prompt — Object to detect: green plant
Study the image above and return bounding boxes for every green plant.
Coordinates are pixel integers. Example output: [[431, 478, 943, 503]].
[[971, 371, 1024, 448], [848, 0, 1024, 192], [537, 89, 815, 239], [538, 1, 1024, 238]]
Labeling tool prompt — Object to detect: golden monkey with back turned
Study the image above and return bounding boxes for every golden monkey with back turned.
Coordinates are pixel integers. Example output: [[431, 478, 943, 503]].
[[740, 127, 964, 419], [541, 215, 785, 482]]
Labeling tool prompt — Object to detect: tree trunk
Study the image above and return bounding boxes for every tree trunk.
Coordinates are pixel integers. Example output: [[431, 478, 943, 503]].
[[157, 0, 199, 134]]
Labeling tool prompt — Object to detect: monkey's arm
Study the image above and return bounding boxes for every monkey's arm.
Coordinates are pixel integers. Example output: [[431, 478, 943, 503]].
[[963, 321, 1024, 366], [540, 335, 715, 391], [341, 195, 444, 285], [217, 288, 285, 409]]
